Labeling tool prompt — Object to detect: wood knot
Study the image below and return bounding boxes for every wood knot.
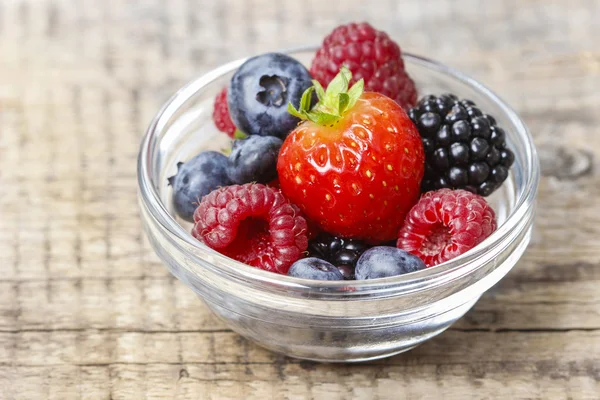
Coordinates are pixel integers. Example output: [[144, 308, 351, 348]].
[[539, 145, 593, 180], [178, 369, 189, 379]]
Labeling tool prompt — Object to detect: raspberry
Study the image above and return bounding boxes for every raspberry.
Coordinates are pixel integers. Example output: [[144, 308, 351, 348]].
[[266, 178, 280, 189], [213, 88, 237, 137], [192, 184, 308, 274], [310, 22, 417, 109], [397, 189, 496, 267]]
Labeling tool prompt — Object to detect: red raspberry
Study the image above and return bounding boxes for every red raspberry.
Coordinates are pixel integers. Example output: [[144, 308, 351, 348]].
[[192, 184, 308, 274], [310, 22, 417, 109], [397, 189, 496, 267], [213, 88, 237, 137]]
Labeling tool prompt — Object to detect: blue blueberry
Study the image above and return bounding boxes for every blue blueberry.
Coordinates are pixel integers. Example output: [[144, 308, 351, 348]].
[[227, 135, 283, 184], [168, 151, 230, 222], [355, 247, 426, 280], [228, 52, 313, 139], [288, 258, 344, 281]]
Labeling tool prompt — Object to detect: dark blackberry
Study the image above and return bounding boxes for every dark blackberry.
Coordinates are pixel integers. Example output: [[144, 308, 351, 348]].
[[409, 94, 515, 196], [307, 233, 370, 280]]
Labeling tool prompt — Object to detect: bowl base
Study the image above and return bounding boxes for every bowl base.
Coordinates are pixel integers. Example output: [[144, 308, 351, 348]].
[[203, 297, 471, 363]]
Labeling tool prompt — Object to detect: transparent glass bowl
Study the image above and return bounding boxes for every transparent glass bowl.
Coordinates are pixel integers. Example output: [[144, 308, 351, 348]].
[[137, 48, 539, 362]]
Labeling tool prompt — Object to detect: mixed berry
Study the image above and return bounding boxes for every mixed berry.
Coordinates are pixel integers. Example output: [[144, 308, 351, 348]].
[[288, 258, 345, 281], [213, 88, 237, 138], [228, 52, 313, 139], [278, 67, 424, 242], [171, 22, 515, 281], [191, 183, 308, 274], [397, 189, 497, 266], [307, 233, 370, 280], [310, 22, 417, 109], [409, 94, 515, 195], [168, 151, 231, 222], [355, 247, 425, 280], [227, 135, 283, 185]]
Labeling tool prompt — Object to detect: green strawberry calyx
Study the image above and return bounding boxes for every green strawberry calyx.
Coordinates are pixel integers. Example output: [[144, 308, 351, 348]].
[[288, 66, 364, 126], [233, 129, 248, 140]]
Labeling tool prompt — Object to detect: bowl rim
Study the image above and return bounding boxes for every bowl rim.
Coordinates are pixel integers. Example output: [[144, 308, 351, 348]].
[[137, 46, 540, 293]]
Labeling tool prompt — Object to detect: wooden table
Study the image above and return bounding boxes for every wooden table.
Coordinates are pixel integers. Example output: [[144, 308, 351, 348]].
[[1, 0, 599, 398]]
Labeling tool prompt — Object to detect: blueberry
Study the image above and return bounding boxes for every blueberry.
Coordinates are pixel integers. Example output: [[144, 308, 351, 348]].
[[227, 135, 282, 184], [288, 258, 344, 281], [168, 151, 231, 222], [228, 53, 313, 139], [355, 247, 425, 280]]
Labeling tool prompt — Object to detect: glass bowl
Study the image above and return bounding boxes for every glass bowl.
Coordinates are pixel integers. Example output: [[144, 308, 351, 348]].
[[137, 47, 539, 362]]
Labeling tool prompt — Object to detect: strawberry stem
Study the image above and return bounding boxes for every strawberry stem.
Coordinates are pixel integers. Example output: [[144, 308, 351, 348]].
[[233, 129, 248, 140], [288, 66, 364, 126]]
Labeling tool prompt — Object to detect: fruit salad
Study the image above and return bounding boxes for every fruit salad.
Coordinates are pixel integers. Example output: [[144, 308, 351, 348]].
[[168, 22, 515, 280]]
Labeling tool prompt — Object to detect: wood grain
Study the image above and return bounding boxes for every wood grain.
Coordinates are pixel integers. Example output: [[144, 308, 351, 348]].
[[0, 0, 599, 398]]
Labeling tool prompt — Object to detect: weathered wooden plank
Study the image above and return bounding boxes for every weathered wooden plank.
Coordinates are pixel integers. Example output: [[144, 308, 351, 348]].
[[1, 361, 599, 400], [0, 330, 599, 367], [2, 272, 599, 333]]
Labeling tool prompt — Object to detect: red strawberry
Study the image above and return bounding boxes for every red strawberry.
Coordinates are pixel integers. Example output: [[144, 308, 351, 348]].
[[277, 67, 424, 242]]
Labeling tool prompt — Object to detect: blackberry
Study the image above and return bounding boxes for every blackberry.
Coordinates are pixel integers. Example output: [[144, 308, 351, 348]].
[[307, 233, 370, 280], [408, 94, 515, 196]]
